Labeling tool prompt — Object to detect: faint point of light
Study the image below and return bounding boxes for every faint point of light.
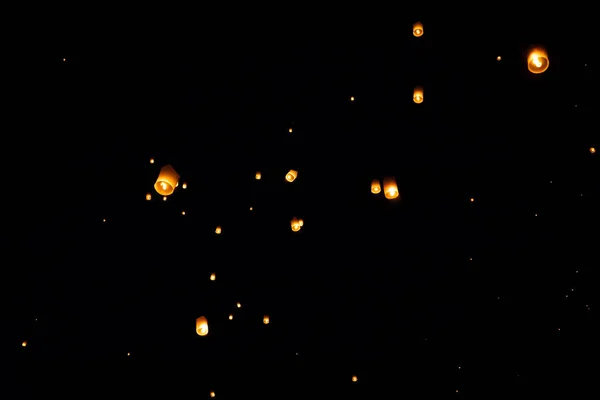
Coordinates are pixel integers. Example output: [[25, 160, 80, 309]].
[[146, 193, 152, 201], [469, 257, 472, 261], [288, 127, 293, 133], [350, 96, 355, 102], [62, 58, 66, 62], [163, 196, 167, 201], [127, 352, 131, 356], [215, 226, 222, 234], [497, 56, 501, 61], [263, 315, 270, 324], [456, 390, 459, 393], [181, 211, 186, 215], [102, 218, 106, 222], [590, 147, 596, 154], [255, 171, 261, 180], [534, 213, 538, 217], [470, 198, 474, 202], [249, 207, 253, 211], [550, 180, 553, 184], [228, 314, 233, 320], [352, 375, 358, 382], [175, 182, 179, 187], [182, 182, 187, 189], [210, 272, 216, 281], [210, 392, 215, 398], [22, 341, 27, 347], [150, 158, 154, 164], [236, 302, 241, 308]]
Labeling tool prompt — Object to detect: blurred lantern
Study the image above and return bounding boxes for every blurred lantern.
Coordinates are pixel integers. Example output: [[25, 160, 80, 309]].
[[590, 147, 595, 154], [288, 127, 293, 133], [162, 196, 167, 201], [236, 302, 241, 308], [527, 47, 549, 74], [182, 182, 187, 189], [371, 179, 381, 194], [352, 375, 358, 382], [228, 314, 233, 320], [210, 272, 216, 281], [285, 169, 298, 182], [413, 21, 423, 37], [154, 164, 180, 196], [196, 316, 209, 336], [21, 340, 27, 347], [383, 177, 399, 199], [255, 172, 261, 180], [215, 226, 222, 234], [413, 86, 424, 103], [145, 193, 152, 201], [263, 315, 270, 324], [149, 158, 154, 164], [298, 218, 304, 227], [210, 392, 215, 398], [291, 217, 302, 232]]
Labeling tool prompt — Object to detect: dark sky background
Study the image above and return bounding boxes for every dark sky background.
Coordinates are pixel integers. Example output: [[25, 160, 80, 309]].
[[2, 18, 598, 397]]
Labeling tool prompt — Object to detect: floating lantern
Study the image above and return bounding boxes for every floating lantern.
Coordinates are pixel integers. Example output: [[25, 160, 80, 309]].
[[371, 179, 381, 194], [215, 226, 222, 234], [149, 158, 154, 164], [350, 96, 355, 102], [145, 193, 152, 201], [291, 217, 302, 232], [210, 272, 216, 281], [589, 147, 595, 154], [154, 164, 180, 196], [255, 172, 261, 180], [196, 316, 209, 336], [22, 340, 27, 347], [182, 182, 187, 189], [162, 196, 167, 201], [210, 392, 215, 398], [383, 177, 399, 199], [285, 169, 298, 182], [288, 127, 293, 133], [413, 86, 424, 103], [236, 302, 241, 308], [527, 47, 549, 74], [228, 314, 233, 320], [263, 315, 270, 324], [352, 375, 358, 382], [497, 56, 502, 61], [413, 21, 423, 37]]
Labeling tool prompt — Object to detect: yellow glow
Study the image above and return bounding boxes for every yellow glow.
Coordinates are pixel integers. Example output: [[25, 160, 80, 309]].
[[154, 164, 180, 196], [291, 217, 302, 232], [163, 196, 167, 201], [413, 86, 424, 104], [255, 172, 261, 180], [263, 315, 270, 324], [210, 273, 216, 281], [527, 47, 549, 74], [228, 314, 233, 320], [181, 211, 186, 215], [590, 147, 596, 154], [383, 177, 399, 200], [210, 392, 215, 398], [145, 193, 151, 201], [150, 158, 154, 164], [350, 96, 355, 101], [289, 127, 293, 133], [285, 169, 298, 182], [413, 21, 423, 37], [352, 375, 358, 382], [215, 226, 222, 234], [470, 198, 474, 202], [22, 341, 27, 347], [196, 316, 209, 336], [236, 302, 241, 308], [182, 182, 187, 189], [497, 56, 502, 61], [371, 179, 381, 194]]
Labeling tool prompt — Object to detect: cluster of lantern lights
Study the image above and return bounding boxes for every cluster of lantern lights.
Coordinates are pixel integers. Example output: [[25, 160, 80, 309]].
[[371, 177, 400, 200]]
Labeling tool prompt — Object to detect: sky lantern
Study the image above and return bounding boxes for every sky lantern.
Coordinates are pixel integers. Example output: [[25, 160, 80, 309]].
[[413, 21, 423, 37], [527, 47, 549, 74], [413, 86, 424, 103], [263, 315, 270, 324], [215, 226, 222, 234], [285, 169, 298, 182], [145, 193, 151, 201], [22, 340, 27, 347], [210, 392, 215, 397], [371, 179, 381, 194], [291, 217, 302, 232], [352, 375, 358, 382], [210, 272, 216, 281], [182, 182, 187, 189], [383, 177, 399, 199], [255, 172, 261, 180], [154, 164, 180, 196], [196, 316, 209, 336]]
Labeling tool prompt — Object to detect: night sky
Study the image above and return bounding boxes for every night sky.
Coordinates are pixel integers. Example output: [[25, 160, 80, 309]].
[[3, 19, 598, 397]]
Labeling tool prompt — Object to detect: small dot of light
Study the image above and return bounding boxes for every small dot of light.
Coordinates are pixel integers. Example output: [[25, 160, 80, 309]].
[[249, 207, 253, 211], [62, 58, 66, 62], [350, 96, 355, 101], [163, 196, 167, 201], [558, 328, 560, 331], [146, 193, 152, 201], [497, 56, 501, 61], [470, 198, 474, 202], [102, 218, 106, 222], [352, 375, 358, 382], [210, 391, 215, 398], [181, 211, 186, 215], [236, 302, 241, 308], [456, 390, 459, 393], [550, 180, 553, 184], [263, 315, 270, 324], [182, 182, 187, 189], [590, 147, 596, 154], [288, 127, 293, 133], [469, 257, 472, 261], [150, 158, 154, 163], [228, 314, 233, 320], [127, 352, 131, 356], [535, 213, 538, 216], [22, 341, 27, 347], [210, 273, 216, 281]]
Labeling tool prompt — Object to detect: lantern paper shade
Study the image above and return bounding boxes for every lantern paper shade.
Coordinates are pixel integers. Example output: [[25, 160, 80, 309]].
[[383, 177, 399, 199], [196, 316, 209, 336], [413, 21, 423, 37], [255, 172, 261, 180], [285, 169, 298, 182], [154, 164, 180, 196], [413, 86, 424, 104], [291, 217, 302, 232], [263, 315, 270, 324], [371, 179, 381, 194], [527, 47, 549, 74], [215, 226, 222, 234]]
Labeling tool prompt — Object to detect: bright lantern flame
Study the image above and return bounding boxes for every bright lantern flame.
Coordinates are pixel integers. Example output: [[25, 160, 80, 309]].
[[352, 375, 358, 382], [291, 217, 302, 232], [413, 86, 424, 104], [210, 273, 216, 281], [285, 169, 298, 182], [383, 177, 399, 199], [413, 21, 423, 37], [527, 47, 549, 74], [371, 179, 381, 194], [196, 316, 209, 336], [154, 164, 180, 196], [22, 341, 27, 347], [215, 226, 222, 234], [263, 315, 270, 324]]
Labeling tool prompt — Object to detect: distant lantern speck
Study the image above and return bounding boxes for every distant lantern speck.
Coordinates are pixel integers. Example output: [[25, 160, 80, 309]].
[[285, 169, 298, 182], [163, 196, 167, 201], [22, 341, 27, 347], [228, 314, 233, 320], [413, 21, 423, 37], [289, 127, 293, 133], [350, 96, 355, 101], [150, 158, 154, 164], [182, 182, 187, 189], [154, 164, 180, 196], [236, 302, 241, 308], [146, 193, 151, 201], [413, 86, 424, 103], [590, 147, 596, 154], [181, 211, 185, 215], [470, 198, 474, 202], [383, 177, 399, 200], [263, 315, 270, 324], [210, 391, 215, 398], [291, 217, 302, 232], [255, 172, 261, 180], [352, 375, 358, 382], [371, 179, 381, 194], [527, 47, 549, 74], [210, 272, 216, 281], [497, 56, 502, 61], [215, 226, 222, 234], [102, 218, 106, 223], [196, 316, 209, 336]]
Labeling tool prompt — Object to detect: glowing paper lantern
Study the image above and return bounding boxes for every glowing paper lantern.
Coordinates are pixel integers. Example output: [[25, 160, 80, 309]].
[[590, 147, 596, 154], [154, 164, 180, 196], [215, 226, 222, 234], [196, 316, 209, 336], [383, 177, 399, 199], [22, 341, 27, 347], [182, 182, 187, 189], [236, 302, 241, 308], [285, 169, 298, 182], [352, 375, 358, 382], [413, 21, 423, 37], [291, 217, 302, 232], [210, 272, 216, 281], [228, 314, 233, 320], [255, 172, 261, 180], [146, 193, 151, 201], [263, 315, 270, 324], [371, 179, 381, 194], [413, 86, 424, 104], [527, 47, 549, 74], [210, 392, 215, 398]]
